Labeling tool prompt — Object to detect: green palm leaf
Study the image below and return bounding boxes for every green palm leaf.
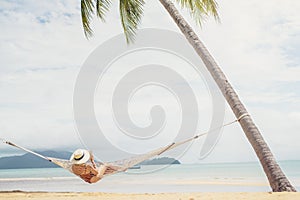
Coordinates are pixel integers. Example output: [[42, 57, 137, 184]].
[[119, 0, 145, 43], [81, 0, 94, 38], [176, 0, 219, 26], [96, 0, 112, 21]]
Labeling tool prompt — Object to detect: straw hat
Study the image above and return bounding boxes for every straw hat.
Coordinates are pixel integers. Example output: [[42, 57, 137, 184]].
[[70, 149, 90, 164]]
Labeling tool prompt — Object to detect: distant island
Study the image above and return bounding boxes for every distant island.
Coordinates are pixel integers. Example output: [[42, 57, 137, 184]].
[[0, 151, 71, 169], [0, 151, 180, 169]]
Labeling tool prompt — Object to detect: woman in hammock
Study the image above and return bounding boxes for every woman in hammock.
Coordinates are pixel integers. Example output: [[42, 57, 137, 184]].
[[70, 149, 107, 183]]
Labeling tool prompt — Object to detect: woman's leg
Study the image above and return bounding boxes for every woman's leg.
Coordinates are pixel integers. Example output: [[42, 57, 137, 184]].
[[97, 164, 108, 176], [89, 164, 107, 183]]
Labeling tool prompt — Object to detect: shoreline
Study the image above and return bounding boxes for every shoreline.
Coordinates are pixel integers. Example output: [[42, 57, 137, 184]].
[[1, 191, 300, 200], [1, 164, 298, 193]]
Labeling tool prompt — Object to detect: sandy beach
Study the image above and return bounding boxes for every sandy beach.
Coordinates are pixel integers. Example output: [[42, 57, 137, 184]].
[[1, 192, 300, 200]]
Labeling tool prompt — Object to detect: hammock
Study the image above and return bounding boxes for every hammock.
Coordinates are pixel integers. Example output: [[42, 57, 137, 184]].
[[1, 113, 248, 182], [1, 134, 202, 178]]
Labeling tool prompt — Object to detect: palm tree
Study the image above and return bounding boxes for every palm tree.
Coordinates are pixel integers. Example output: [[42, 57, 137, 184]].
[[80, 0, 296, 192]]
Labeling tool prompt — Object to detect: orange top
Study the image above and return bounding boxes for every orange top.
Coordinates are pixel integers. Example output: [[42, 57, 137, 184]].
[[71, 164, 98, 183]]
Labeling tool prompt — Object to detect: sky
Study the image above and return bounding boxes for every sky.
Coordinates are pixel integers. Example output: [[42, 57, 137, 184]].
[[0, 0, 299, 164]]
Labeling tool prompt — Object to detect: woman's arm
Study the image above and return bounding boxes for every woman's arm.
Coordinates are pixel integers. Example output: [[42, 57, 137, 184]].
[[89, 151, 97, 169]]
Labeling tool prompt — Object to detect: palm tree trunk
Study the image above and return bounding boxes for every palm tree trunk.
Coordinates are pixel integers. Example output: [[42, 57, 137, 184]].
[[159, 0, 296, 192]]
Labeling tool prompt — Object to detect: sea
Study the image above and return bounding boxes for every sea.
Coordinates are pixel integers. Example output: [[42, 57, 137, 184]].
[[0, 161, 299, 193]]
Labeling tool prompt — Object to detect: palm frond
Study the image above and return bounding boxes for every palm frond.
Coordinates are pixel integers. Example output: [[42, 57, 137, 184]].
[[202, 0, 219, 20], [175, 0, 219, 26], [96, 0, 112, 21], [81, 0, 95, 38], [176, 0, 194, 10], [119, 0, 145, 44]]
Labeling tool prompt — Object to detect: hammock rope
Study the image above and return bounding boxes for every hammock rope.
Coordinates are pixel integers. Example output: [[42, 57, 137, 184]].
[[1, 113, 249, 179]]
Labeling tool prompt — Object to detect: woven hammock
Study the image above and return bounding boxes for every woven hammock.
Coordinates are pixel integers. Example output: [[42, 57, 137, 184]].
[[1, 114, 247, 183], [0, 113, 250, 183], [1, 135, 200, 181]]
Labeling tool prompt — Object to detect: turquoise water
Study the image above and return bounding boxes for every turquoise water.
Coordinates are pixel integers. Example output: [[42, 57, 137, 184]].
[[0, 161, 299, 193], [0, 168, 71, 179]]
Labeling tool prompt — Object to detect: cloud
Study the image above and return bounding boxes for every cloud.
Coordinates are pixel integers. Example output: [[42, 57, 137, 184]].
[[0, 66, 80, 150]]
